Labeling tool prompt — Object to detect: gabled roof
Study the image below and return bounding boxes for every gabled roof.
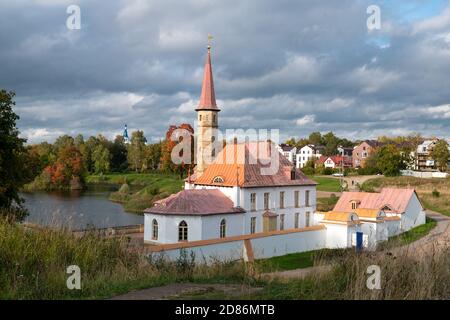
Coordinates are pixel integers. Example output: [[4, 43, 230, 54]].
[[144, 189, 245, 216], [279, 143, 295, 152], [333, 188, 417, 214], [193, 141, 317, 188]]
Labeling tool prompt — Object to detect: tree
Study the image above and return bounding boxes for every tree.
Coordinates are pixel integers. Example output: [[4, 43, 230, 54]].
[[374, 144, 404, 176], [145, 141, 162, 171], [0, 90, 35, 220], [110, 135, 128, 172], [46, 145, 85, 189], [161, 124, 194, 177], [127, 131, 147, 172], [322, 131, 340, 156], [92, 144, 111, 174], [308, 132, 323, 146], [431, 140, 450, 172]]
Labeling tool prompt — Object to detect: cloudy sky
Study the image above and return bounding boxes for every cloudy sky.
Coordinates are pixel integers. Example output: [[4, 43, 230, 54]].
[[1, 0, 450, 144]]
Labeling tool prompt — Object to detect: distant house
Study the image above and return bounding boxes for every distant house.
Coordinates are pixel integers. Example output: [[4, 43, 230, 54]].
[[337, 146, 354, 157], [412, 139, 450, 172], [352, 140, 380, 168], [277, 144, 297, 166], [318, 156, 352, 169], [296, 144, 325, 168]]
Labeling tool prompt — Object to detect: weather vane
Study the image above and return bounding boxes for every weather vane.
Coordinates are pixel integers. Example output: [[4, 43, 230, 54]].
[[207, 34, 213, 49]]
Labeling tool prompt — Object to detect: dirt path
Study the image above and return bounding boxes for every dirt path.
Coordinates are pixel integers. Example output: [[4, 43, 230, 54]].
[[111, 283, 262, 300]]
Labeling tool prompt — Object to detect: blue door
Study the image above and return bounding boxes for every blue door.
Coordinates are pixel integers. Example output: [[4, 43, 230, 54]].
[[356, 232, 363, 251]]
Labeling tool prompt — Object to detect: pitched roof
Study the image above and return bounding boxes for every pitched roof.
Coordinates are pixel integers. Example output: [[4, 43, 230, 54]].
[[196, 47, 220, 111], [333, 188, 417, 214], [279, 143, 295, 152], [318, 156, 352, 166], [193, 141, 317, 188], [144, 189, 245, 216]]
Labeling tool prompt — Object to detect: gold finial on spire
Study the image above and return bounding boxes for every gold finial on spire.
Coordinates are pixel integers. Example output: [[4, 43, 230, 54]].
[[207, 34, 213, 49]]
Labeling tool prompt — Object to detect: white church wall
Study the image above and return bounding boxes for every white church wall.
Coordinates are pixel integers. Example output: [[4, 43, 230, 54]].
[[144, 214, 203, 244], [324, 223, 352, 248], [201, 213, 245, 239]]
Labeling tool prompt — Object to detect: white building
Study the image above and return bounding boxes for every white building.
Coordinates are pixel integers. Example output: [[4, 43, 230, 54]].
[[277, 144, 297, 166], [296, 145, 324, 168]]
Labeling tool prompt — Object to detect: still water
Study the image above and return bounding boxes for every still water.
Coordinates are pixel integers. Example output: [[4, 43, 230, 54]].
[[21, 184, 143, 230]]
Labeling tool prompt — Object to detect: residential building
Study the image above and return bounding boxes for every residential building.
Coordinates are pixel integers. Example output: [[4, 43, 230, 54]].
[[318, 155, 352, 169], [352, 140, 380, 168], [277, 144, 297, 166], [296, 144, 325, 168]]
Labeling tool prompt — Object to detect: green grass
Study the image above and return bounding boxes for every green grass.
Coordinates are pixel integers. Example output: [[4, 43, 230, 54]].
[[317, 195, 339, 212], [86, 172, 183, 213], [379, 217, 437, 249], [307, 176, 341, 192]]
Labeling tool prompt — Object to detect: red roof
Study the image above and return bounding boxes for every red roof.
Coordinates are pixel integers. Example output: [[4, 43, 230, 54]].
[[193, 141, 317, 188], [196, 47, 219, 111], [318, 156, 352, 166], [144, 189, 245, 216], [333, 188, 417, 214]]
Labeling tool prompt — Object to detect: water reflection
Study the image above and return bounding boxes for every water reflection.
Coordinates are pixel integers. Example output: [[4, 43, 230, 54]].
[[21, 184, 143, 230]]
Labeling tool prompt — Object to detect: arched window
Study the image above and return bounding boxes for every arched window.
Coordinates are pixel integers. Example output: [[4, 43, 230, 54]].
[[220, 219, 226, 238], [152, 219, 158, 240], [178, 220, 188, 241], [212, 176, 224, 184]]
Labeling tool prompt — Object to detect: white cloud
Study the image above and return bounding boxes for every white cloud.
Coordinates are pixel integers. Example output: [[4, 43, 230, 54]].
[[426, 104, 450, 119], [413, 6, 450, 34], [296, 114, 315, 126]]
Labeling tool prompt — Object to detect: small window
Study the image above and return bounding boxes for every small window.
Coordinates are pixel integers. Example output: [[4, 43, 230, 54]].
[[213, 114, 216, 123], [250, 193, 256, 211], [305, 190, 310, 207], [199, 115, 202, 121], [306, 212, 311, 227], [178, 220, 188, 241], [294, 212, 299, 228], [280, 214, 285, 230], [212, 176, 224, 184], [220, 219, 226, 238], [279, 191, 285, 209], [250, 217, 256, 234], [264, 193, 270, 210], [294, 191, 300, 208], [152, 219, 158, 240]]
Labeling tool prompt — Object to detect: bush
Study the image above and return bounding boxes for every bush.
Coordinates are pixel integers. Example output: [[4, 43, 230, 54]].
[[118, 183, 130, 194], [432, 189, 440, 198]]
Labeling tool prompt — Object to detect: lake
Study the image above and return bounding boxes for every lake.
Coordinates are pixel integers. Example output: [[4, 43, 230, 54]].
[[21, 184, 144, 230]]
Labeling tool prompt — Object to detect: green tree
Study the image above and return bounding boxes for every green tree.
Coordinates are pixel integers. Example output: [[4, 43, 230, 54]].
[[127, 131, 147, 172], [110, 135, 128, 172], [431, 140, 450, 172], [374, 144, 404, 176], [145, 142, 162, 171], [0, 90, 35, 220], [92, 144, 111, 174], [308, 131, 323, 146]]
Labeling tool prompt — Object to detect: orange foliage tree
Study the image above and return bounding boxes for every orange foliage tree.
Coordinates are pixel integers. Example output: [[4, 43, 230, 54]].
[[161, 124, 194, 178]]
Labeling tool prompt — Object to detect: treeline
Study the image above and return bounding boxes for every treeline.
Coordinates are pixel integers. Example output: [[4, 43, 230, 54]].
[[285, 131, 354, 156], [25, 124, 194, 191]]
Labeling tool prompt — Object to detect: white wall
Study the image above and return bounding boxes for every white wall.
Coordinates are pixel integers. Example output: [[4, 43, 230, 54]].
[[147, 228, 326, 263], [324, 223, 354, 248], [401, 193, 426, 232]]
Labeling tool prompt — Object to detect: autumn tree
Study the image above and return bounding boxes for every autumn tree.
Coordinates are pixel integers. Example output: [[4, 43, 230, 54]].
[[161, 124, 194, 177], [431, 140, 450, 172], [92, 143, 111, 174], [374, 144, 405, 176]]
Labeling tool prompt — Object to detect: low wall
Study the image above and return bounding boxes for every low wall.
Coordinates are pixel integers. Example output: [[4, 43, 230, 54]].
[[401, 170, 448, 179], [144, 225, 326, 263]]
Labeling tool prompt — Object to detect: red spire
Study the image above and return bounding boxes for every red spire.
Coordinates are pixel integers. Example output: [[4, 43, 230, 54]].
[[196, 46, 220, 111]]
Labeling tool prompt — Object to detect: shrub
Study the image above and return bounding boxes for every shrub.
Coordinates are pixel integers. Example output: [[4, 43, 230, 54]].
[[432, 189, 440, 198]]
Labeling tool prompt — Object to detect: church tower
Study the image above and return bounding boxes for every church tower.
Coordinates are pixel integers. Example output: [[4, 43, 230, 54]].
[[195, 44, 220, 177]]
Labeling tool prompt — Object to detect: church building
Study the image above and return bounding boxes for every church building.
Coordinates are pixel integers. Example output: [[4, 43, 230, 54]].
[[144, 45, 317, 244]]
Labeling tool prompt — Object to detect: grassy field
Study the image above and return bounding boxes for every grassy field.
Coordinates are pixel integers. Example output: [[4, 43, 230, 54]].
[[308, 176, 342, 192], [86, 172, 183, 213], [316, 195, 339, 212], [379, 217, 437, 249], [361, 176, 450, 217]]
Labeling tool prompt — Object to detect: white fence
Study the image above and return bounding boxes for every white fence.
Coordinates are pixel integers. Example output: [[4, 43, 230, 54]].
[[401, 170, 448, 179]]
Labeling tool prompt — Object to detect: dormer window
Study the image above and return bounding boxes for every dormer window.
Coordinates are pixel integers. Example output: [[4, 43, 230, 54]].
[[351, 200, 360, 210], [212, 176, 224, 184]]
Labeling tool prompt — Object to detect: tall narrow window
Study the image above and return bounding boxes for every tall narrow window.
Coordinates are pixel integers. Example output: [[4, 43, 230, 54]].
[[220, 219, 226, 238], [264, 193, 270, 210], [294, 213, 299, 228], [279, 191, 285, 209], [250, 217, 256, 234], [199, 115, 202, 121], [351, 202, 357, 210], [178, 220, 188, 241], [305, 190, 310, 207], [152, 219, 158, 240], [213, 114, 216, 123], [294, 191, 300, 208], [250, 193, 256, 211], [306, 212, 311, 227], [280, 214, 285, 230]]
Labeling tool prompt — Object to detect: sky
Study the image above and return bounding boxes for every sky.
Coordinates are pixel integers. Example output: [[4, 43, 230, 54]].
[[1, 0, 449, 144]]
